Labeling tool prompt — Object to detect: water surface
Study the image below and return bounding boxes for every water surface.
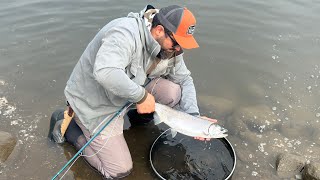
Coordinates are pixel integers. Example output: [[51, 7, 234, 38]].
[[0, 0, 320, 179]]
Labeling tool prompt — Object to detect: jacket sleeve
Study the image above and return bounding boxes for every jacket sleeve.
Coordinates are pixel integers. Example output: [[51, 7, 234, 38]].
[[167, 54, 200, 115], [93, 26, 146, 103]]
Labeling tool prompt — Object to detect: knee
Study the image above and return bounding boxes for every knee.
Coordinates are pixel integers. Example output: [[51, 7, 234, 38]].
[[147, 79, 182, 108], [119, 160, 133, 177], [160, 84, 181, 107], [108, 161, 133, 179]]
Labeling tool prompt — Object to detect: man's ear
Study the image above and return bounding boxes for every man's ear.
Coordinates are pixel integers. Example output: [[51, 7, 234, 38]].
[[155, 25, 165, 36], [151, 25, 165, 39]]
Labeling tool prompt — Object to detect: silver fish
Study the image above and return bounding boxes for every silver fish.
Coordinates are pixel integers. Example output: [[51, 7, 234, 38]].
[[154, 103, 228, 138]]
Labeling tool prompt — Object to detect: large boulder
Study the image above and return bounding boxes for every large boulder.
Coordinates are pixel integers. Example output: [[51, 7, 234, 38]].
[[303, 162, 320, 180], [0, 131, 17, 163], [276, 153, 305, 178]]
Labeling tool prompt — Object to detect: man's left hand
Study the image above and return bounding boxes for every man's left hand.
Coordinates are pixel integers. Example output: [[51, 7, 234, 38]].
[[194, 116, 218, 141]]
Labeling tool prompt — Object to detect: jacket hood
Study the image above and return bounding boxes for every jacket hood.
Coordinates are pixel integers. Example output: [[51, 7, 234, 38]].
[[127, 6, 161, 59]]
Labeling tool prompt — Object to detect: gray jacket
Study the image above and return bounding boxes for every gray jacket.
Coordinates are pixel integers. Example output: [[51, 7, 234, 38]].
[[64, 6, 200, 135]]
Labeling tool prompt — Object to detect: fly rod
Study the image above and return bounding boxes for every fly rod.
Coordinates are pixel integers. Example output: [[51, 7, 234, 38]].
[[52, 101, 133, 180]]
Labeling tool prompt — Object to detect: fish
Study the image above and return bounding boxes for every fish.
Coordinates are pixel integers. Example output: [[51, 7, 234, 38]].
[[154, 103, 228, 138]]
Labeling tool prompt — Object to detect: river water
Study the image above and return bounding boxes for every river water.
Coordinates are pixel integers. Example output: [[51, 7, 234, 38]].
[[0, 0, 319, 179]]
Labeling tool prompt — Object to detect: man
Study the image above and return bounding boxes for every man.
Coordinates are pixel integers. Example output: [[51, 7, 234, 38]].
[[60, 4, 216, 179]]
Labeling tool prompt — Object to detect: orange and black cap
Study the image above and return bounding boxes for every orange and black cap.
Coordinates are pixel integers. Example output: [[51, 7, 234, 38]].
[[157, 5, 199, 49]]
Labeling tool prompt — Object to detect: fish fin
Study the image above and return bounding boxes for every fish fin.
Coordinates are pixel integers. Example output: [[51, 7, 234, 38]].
[[153, 112, 162, 125], [171, 129, 178, 138], [203, 130, 209, 136]]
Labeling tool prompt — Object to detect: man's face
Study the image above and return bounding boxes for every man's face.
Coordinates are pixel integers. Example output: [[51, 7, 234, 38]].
[[154, 27, 181, 59], [157, 32, 180, 52]]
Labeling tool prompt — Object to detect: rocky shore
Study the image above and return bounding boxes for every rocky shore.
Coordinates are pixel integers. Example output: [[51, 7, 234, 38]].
[[198, 95, 320, 179]]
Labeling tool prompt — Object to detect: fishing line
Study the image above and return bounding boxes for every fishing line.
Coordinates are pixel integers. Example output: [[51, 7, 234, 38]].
[[80, 116, 120, 158], [52, 80, 152, 180], [51, 101, 133, 180], [150, 77, 162, 95], [58, 153, 82, 180], [57, 105, 131, 179], [81, 104, 131, 158]]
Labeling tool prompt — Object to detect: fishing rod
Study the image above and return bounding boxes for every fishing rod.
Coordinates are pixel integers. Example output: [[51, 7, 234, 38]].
[[51, 101, 133, 180], [52, 78, 154, 179]]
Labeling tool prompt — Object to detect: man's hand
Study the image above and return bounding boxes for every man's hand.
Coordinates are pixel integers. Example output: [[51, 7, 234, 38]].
[[136, 92, 155, 114], [194, 116, 218, 141]]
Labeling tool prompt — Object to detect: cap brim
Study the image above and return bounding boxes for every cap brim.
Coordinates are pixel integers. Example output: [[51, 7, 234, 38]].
[[173, 34, 199, 49]]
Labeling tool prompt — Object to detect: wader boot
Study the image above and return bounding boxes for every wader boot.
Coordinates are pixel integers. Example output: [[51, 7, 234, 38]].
[[127, 109, 154, 126], [48, 109, 66, 144], [48, 108, 85, 146]]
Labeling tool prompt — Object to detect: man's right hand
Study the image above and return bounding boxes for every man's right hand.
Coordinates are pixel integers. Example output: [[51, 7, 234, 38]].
[[136, 92, 155, 114]]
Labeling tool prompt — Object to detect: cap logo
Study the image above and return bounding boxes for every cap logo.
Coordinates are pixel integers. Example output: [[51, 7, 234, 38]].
[[187, 25, 195, 35]]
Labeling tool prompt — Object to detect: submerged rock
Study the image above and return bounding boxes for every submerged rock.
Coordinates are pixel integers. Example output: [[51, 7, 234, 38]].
[[279, 123, 311, 139], [276, 153, 305, 178], [239, 130, 262, 145], [235, 145, 256, 163], [0, 131, 17, 163], [303, 162, 320, 180], [224, 115, 248, 135], [229, 105, 280, 133], [197, 95, 234, 119], [239, 105, 280, 133]]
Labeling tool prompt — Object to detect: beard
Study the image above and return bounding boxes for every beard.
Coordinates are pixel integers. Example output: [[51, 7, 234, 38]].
[[155, 35, 176, 60], [157, 49, 176, 59]]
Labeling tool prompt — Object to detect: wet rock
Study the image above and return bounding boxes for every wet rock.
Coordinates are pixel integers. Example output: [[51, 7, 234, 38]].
[[262, 131, 294, 154], [0, 131, 17, 162], [235, 146, 256, 163], [232, 105, 280, 133], [288, 108, 317, 128], [279, 108, 314, 138], [224, 115, 248, 135], [300, 144, 320, 162], [238, 130, 274, 157], [279, 123, 311, 139], [276, 153, 305, 178], [303, 162, 320, 180], [239, 131, 273, 157], [197, 95, 234, 119], [230, 136, 256, 162], [239, 130, 261, 144], [278, 108, 315, 139]]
